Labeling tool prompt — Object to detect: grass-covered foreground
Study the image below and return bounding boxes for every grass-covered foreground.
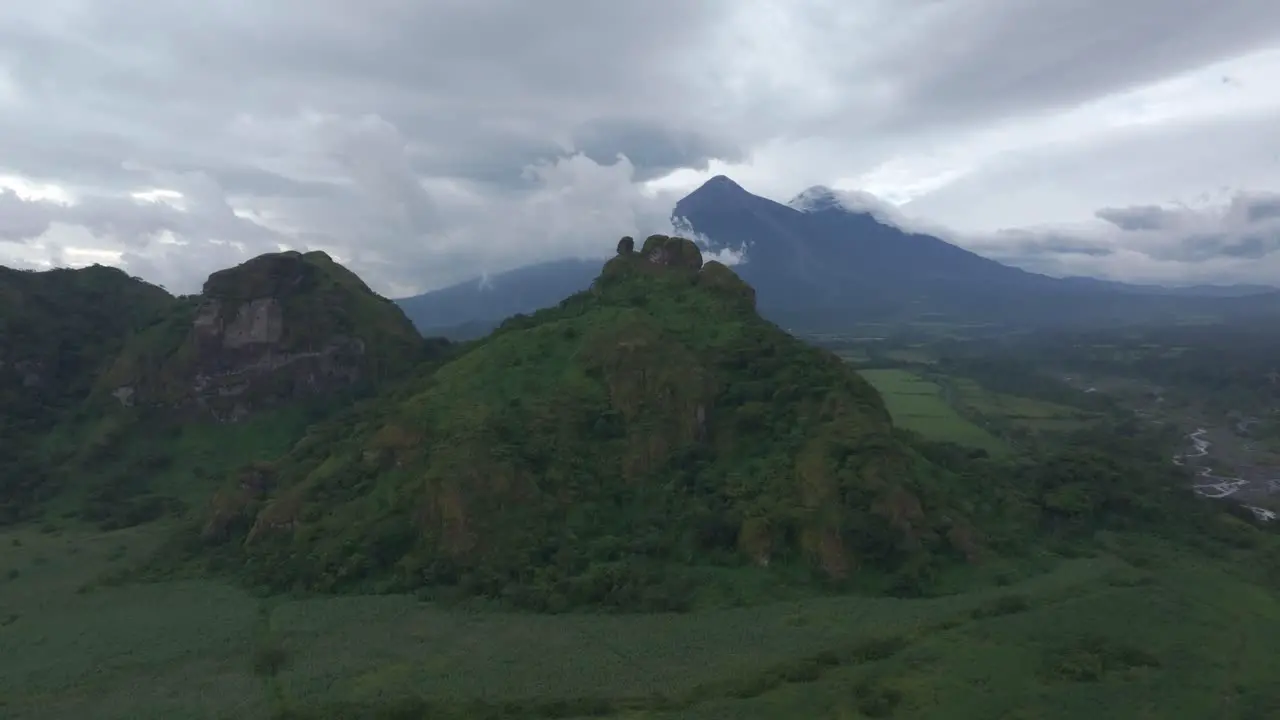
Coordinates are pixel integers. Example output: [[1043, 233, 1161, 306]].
[[3, 522, 1279, 719]]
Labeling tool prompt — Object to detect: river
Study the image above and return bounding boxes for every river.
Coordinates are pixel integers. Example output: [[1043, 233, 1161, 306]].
[[1174, 427, 1278, 522]]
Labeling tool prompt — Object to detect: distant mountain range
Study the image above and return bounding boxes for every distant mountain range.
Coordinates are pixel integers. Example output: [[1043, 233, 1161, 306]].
[[1055, 275, 1279, 298], [396, 258, 602, 340], [396, 176, 1280, 337]]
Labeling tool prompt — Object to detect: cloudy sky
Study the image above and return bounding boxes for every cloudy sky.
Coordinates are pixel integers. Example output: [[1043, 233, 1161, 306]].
[[2, 0, 1280, 296]]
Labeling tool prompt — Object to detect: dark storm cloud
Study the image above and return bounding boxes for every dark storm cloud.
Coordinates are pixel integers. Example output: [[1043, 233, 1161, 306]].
[[571, 120, 748, 181], [943, 191, 1280, 285], [0, 190, 56, 242], [1090, 193, 1280, 263], [0, 0, 747, 291], [1163, 231, 1277, 262], [1244, 195, 1280, 223], [0, 0, 740, 171], [1095, 206, 1174, 232], [994, 232, 1116, 258]]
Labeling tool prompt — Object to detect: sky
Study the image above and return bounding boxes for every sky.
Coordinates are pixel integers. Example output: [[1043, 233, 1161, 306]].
[[2, 0, 1280, 296]]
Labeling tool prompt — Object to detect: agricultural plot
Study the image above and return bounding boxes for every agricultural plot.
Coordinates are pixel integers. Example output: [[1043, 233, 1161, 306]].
[[884, 348, 934, 365], [857, 369, 1008, 454], [949, 378, 1095, 436]]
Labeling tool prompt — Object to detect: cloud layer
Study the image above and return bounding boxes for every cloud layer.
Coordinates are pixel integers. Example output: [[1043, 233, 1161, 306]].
[[2, 1, 1279, 294]]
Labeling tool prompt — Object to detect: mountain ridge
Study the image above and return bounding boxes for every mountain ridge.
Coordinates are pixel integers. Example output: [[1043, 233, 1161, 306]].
[[96, 249, 425, 421], [396, 257, 603, 338], [176, 235, 986, 610], [1, 250, 431, 528], [396, 176, 1280, 335], [0, 264, 176, 522]]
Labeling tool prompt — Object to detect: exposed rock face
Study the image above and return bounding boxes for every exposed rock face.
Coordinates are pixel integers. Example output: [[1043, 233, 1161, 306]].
[[202, 297, 285, 348], [102, 250, 422, 421], [600, 235, 755, 311], [184, 296, 366, 421], [641, 234, 704, 271]]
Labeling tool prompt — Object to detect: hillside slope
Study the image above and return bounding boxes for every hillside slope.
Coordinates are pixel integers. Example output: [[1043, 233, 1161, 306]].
[[189, 236, 982, 610], [676, 178, 1280, 329], [98, 250, 425, 421], [680, 178, 1056, 314], [0, 264, 173, 419], [0, 265, 174, 522], [4, 250, 435, 530]]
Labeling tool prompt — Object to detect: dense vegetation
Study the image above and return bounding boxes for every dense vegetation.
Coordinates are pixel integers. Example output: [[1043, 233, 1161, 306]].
[[4, 242, 1280, 718], [174, 237, 991, 610], [98, 250, 426, 414], [0, 265, 173, 523], [860, 322, 1275, 412], [1, 251, 430, 529]]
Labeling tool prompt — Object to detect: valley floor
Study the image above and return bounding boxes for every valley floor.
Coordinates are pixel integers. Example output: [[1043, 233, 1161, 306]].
[[7, 327, 1280, 719], [3, 522, 1280, 719]]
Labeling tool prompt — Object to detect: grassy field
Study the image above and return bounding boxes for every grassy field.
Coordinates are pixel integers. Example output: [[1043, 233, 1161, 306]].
[[3, 522, 1279, 719], [858, 369, 1009, 454], [883, 348, 934, 365], [948, 377, 1094, 436]]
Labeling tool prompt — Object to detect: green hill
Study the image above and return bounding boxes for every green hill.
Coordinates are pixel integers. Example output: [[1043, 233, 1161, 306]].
[[0, 263, 173, 422], [185, 236, 986, 610], [0, 264, 174, 523], [97, 249, 424, 420], [2, 250, 431, 530], [4, 239, 1280, 718]]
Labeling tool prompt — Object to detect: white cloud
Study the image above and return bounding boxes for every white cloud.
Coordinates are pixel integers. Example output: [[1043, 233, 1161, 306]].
[[1, 1, 1279, 293]]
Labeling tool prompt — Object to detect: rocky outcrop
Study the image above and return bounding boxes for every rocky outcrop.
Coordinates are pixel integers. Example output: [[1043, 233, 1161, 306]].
[[641, 234, 703, 270], [198, 297, 284, 348], [183, 299, 367, 421], [101, 250, 423, 421], [601, 235, 754, 310]]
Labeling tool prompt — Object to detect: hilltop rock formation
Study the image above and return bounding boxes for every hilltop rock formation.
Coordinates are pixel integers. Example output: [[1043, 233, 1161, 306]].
[[599, 235, 754, 310], [641, 234, 703, 270], [189, 237, 978, 611], [100, 250, 423, 421]]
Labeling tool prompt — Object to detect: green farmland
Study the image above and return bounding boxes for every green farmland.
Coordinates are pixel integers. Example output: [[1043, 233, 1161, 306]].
[[858, 369, 1008, 454], [949, 377, 1094, 436]]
